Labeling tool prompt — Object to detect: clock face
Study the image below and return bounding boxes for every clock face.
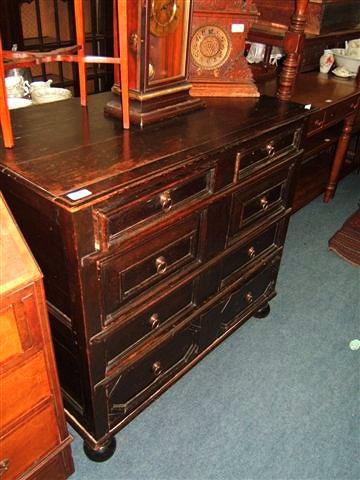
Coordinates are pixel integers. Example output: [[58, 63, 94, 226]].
[[190, 25, 231, 70], [150, 0, 180, 37]]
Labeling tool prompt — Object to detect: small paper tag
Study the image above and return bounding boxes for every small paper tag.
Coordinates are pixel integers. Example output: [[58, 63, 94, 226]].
[[231, 23, 244, 33], [304, 104, 312, 110], [66, 188, 92, 201]]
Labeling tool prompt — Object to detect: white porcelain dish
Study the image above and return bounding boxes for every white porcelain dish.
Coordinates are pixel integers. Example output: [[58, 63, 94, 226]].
[[31, 87, 72, 105]]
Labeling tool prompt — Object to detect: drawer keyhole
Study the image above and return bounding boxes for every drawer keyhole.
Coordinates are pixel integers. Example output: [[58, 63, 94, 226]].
[[152, 361, 162, 376], [159, 190, 172, 212], [0, 459, 9, 476], [155, 256, 167, 274], [260, 196, 269, 210], [245, 292, 253, 304], [149, 313, 160, 329], [248, 246, 256, 259]]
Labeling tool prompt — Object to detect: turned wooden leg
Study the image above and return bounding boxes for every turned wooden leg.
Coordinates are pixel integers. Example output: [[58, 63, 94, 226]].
[[324, 112, 357, 203]]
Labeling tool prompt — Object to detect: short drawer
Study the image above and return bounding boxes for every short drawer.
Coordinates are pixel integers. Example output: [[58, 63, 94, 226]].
[[221, 221, 282, 285], [103, 281, 195, 363], [93, 170, 212, 249], [213, 125, 300, 190], [194, 257, 280, 350], [220, 257, 280, 331], [324, 97, 359, 127], [0, 403, 59, 480], [100, 213, 202, 319], [307, 110, 326, 136], [106, 325, 198, 424], [228, 163, 293, 241]]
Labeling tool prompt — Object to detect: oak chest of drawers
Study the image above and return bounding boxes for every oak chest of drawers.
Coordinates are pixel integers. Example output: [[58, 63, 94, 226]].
[[0, 194, 74, 478], [0, 93, 306, 461]]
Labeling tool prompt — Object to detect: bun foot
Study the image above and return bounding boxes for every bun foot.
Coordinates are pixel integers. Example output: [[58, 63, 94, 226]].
[[83, 437, 117, 462], [253, 303, 270, 319]]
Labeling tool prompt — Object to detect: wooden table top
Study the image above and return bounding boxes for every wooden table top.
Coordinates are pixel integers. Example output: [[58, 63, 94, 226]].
[[260, 71, 360, 108], [0, 93, 306, 208]]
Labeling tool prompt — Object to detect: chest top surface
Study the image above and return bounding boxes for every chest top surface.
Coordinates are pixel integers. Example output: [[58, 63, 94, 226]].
[[0, 93, 306, 208]]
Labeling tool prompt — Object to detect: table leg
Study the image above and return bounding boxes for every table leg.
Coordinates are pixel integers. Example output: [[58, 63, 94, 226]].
[[324, 112, 357, 203]]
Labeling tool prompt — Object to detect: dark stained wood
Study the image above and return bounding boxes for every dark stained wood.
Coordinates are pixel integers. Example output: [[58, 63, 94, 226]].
[[0, 193, 74, 479], [0, 93, 306, 459]]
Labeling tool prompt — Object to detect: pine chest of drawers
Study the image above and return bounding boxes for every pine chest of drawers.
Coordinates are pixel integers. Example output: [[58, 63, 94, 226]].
[[0, 93, 306, 461]]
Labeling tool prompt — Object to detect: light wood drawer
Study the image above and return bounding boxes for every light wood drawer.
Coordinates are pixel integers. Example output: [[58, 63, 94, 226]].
[[0, 403, 59, 480], [0, 352, 51, 430]]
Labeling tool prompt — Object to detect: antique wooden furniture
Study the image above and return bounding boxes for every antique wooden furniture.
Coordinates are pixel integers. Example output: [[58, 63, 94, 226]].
[[248, 0, 360, 98], [0, 193, 74, 479], [105, 0, 204, 126], [188, 0, 259, 97], [0, 0, 130, 149], [0, 92, 307, 461], [261, 71, 360, 208], [255, 0, 360, 35]]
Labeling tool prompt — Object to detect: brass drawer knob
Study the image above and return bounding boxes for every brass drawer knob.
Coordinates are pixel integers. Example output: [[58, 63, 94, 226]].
[[248, 246, 256, 259], [149, 313, 160, 329], [245, 292, 253, 304], [260, 196, 269, 210], [155, 256, 167, 274], [159, 190, 172, 212], [0, 459, 9, 476], [266, 141, 275, 157], [152, 361, 162, 376]]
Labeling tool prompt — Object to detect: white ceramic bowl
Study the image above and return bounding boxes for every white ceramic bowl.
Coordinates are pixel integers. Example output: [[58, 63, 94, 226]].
[[333, 48, 360, 75]]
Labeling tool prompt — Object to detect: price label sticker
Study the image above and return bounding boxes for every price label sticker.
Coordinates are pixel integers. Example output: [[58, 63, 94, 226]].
[[66, 188, 92, 201], [231, 23, 245, 33]]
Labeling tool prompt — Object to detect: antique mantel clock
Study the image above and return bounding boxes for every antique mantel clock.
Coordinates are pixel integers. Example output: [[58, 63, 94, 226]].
[[106, 0, 204, 126], [189, 0, 260, 97]]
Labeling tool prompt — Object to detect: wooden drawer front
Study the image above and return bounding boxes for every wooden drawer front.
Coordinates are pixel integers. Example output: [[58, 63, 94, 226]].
[[221, 222, 280, 285], [104, 281, 194, 364], [0, 351, 51, 430], [324, 97, 359, 127], [237, 129, 298, 180], [229, 165, 290, 240], [106, 326, 197, 423], [101, 214, 201, 319], [221, 258, 280, 331], [0, 404, 59, 480], [214, 127, 298, 190], [307, 110, 326, 136], [0, 286, 41, 368], [94, 171, 211, 248]]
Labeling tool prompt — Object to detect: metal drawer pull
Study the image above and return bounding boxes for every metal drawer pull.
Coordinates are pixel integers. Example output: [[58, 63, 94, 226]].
[[152, 361, 162, 376], [350, 102, 357, 109], [245, 292, 253, 304], [314, 119, 323, 127], [266, 141, 275, 157], [0, 459, 9, 477], [260, 196, 269, 210], [155, 256, 167, 274], [248, 246, 256, 259], [149, 313, 160, 329], [159, 190, 172, 212]]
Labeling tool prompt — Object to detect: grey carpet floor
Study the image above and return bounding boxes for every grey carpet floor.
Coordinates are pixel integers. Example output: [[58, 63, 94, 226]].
[[69, 174, 360, 480]]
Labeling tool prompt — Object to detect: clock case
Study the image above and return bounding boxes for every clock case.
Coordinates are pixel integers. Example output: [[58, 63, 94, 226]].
[[189, 0, 260, 97], [105, 0, 204, 126]]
